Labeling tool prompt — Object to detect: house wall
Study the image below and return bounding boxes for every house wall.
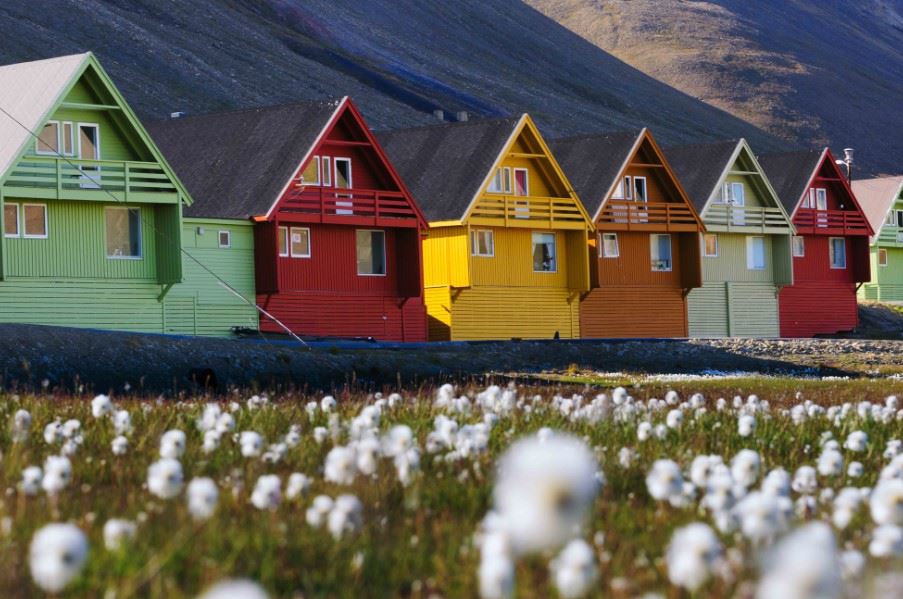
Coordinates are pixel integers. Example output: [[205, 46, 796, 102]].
[[440, 286, 579, 340], [861, 246, 903, 301], [580, 286, 687, 338], [594, 230, 684, 286]]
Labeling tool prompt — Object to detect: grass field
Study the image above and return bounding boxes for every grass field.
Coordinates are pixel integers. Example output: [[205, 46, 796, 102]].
[[1, 376, 902, 597]]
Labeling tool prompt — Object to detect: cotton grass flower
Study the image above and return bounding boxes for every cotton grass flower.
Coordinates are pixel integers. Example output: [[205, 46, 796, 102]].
[[42, 455, 72, 496], [666, 522, 722, 592], [102, 519, 136, 550], [29, 523, 89, 593], [21, 466, 43, 496], [730, 449, 760, 489], [479, 550, 515, 599], [324, 446, 358, 485], [187, 477, 219, 520], [240, 431, 264, 458], [91, 394, 113, 418], [11, 408, 31, 442], [250, 475, 281, 511], [870, 479, 903, 525], [327, 494, 363, 539], [817, 448, 844, 477], [197, 579, 270, 599], [738, 413, 756, 437], [305, 495, 334, 528], [755, 522, 841, 599], [159, 429, 186, 459], [868, 524, 903, 557], [286, 473, 311, 500], [147, 458, 184, 499], [646, 459, 683, 502], [111, 435, 128, 456], [550, 538, 598, 598], [112, 409, 132, 435], [792, 465, 818, 495], [493, 434, 599, 555], [843, 430, 868, 453]]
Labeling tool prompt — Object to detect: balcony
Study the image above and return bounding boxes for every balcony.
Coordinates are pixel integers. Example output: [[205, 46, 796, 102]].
[[469, 195, 589, 230], [596, 200, 699, 232], [703, 205, 791, 234], [278, 186, 420, 228], [794, 208, 871, 236], [2, 156, 179, 203], [877, 226, 903, 247]]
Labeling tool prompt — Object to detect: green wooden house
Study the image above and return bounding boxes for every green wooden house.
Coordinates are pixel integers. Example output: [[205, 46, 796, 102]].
[[853, 176, 903, 302], [667, 139, 795, 337], [0, 53, 256, 336]]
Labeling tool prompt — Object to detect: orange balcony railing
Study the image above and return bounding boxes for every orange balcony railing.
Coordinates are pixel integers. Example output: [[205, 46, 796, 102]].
[[596, 200, 699, 232]]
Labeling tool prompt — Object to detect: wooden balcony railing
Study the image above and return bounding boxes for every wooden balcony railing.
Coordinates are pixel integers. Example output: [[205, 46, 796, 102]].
[[278, 186, 420, 227], [794, 208, 871, 236], [703, 205, 791, 232], [469, 195, 588, 229], [877, 227, 903, 246], [3, 156, 178, 201], [596, 200, 699, 232]]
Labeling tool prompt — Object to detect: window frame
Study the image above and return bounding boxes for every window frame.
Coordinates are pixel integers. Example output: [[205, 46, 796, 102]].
[[623, 176, 633, 200], [886, 210, 895, 226], [878, 248, 888, 267], [815, 188, 828, 210], [356, 229, 387, 277], [321, 157, 331, 187], [792, 235, 805, 258], [650, 233, 673, 272], [22, 203, 49, 239], [600, 232, 619, 258], [35, 121, 60, 155], [703, 233, 718, 258], [829, 237, 847, 269], [513, 168, 529, 197], [470, 229, 495, 257], [104, 206, 142, 259], [76, 122, 101, 160], [218, 230, 232, 249], [289, 226, 311, 258], [746, 235, 766, 270], [4, 203, 20, 238], [897, 210, 903, 228], [300, 156, 321, 186], [633, 176, 648, 202], [531, 231, 558, 273], [731, 182, 745, 206], [277, 226, 289, 257], [61, 122, 75, 157], [488, 167, 512, 194]]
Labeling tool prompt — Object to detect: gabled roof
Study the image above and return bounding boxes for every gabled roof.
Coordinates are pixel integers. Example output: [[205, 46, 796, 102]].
[[757, 149, 826, 216], [852, 175, 903, 241], [549, 130, 642, 218], [147, 99, 343, 219], [665, 140, 741, 213], [376, 116, 520, 222]]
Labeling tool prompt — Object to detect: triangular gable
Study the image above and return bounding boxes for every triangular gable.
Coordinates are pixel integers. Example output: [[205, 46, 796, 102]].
[[462, 114, 593, 230], [852, 176, 903, 243], [0, 53, 192, 204], [798, 149, 874, 236], [266, 97, 427, 228]]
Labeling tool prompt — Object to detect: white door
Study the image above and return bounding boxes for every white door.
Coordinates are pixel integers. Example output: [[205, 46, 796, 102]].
[[78, 124, 100, 189], [731, 182, 745, 226], [334, 158, 353, 215]]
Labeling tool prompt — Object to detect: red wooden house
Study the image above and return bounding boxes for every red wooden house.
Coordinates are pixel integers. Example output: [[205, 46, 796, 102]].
[[149, 98, 428, 341], [759, 149, 872, 337]]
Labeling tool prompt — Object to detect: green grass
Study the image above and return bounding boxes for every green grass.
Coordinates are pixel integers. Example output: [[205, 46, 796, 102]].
[[0, 378, 901, 597]]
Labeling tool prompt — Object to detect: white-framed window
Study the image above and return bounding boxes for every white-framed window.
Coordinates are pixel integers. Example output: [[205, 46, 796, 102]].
[[334, 157, 353, 215], [613, 176, 628, 200], [104, 206, 141, 259], [897, 210, 903, 228], [218, 230, 232, 248], [300, 156, 320, 185], [4, 203, 19, 237], [886, 210, 896, 226], [277, 226, 289, 257], [61, 122, 75, 156], [321, 157, 331, 187], [747, 236, 766, 270], [633, 176, 647, 202], [488, 167, 512, 194], [732, 182, 745, 205], [532, 232, 557, 272], [471, 229, 494, 257], [878, 249, 888, 267], [356, 229, 386, 276], [650, 234, 672, 271], [623, 176, 633, 200], [703, 233, 718, 258], [36, 121, 60, 154], [289, 226, 311, 258], [829, 237, 846, 269], [513, 168, 529, 197], [600, 232, 619, 258], [815, 188, 828, 210], [22, 204, 48, 239], [792, 235, 805, 257]]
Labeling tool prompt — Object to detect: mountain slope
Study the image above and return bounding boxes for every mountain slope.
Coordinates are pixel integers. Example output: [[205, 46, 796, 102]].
[[0, 0, 785, 157], [525, 0, 903, 176]]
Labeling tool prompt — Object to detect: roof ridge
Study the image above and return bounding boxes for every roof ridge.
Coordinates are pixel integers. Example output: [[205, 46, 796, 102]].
[[147, 97, 344, 125], [553, 129, 642, 143]]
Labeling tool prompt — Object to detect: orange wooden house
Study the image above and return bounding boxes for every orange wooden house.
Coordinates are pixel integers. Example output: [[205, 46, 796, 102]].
[[552, 129, 704, 337]]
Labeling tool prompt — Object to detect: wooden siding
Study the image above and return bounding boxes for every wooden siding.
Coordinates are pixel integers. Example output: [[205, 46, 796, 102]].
[[688, 281, 780, 338], [470, 227, 569, 288], [595, 231, 683, 287], [779, 281, 858, 337], [580, 286, 687, 338], [701, 233, 775, 283], [861, 247, 903, 301], [445, 286, 580, 341], [423, 226, 470, 288], [424, 286, 452, 341]]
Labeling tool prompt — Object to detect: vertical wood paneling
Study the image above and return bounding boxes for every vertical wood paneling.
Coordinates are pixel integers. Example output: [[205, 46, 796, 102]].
[[581, 286, 687, 338], [424, 286, 452, 341], [423, 226, 470, 288], [701, 233, 774, 283], [448, 286, 579, 340], [595, 231, 682, 286], [779, 282, 858, 337], [470, 228, 568, 288]]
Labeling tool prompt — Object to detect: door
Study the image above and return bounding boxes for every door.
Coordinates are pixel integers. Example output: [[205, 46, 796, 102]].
[[334, 158, 353, 215], [78, 124, 100, 189], [731, 182, 745, 226], [513, 168, 529, 219], [815, 188, 828, 228]]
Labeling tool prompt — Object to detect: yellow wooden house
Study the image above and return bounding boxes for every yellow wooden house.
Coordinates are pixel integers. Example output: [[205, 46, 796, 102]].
[[378, 115, 593, 340]]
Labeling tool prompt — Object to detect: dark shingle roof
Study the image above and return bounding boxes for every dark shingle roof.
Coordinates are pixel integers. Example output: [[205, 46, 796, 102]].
[[665, 140, 740, 213], [376, 117, 520, 222], [757, 149, 825, 215], [549, 131, 641, 218], [147, 100, 342, 219]]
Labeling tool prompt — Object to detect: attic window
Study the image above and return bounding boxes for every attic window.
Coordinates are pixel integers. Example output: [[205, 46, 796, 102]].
[[897, 210, 903, 228], [887, 211, 896, 226], [488, 167, 512, 194], [36, 122, 60, 154], [633, 176, 647, 202], [614, 176, 632, 200], [300, 156, 320, 185]]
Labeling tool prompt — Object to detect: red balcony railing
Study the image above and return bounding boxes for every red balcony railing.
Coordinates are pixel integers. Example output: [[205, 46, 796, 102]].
[[596, 200, 699, 232], [278, 186, 420, 227], [794, 209, 870, 236]]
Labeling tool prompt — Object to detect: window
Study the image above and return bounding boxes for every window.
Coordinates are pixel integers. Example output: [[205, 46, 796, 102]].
[[334, 158, 353, 215], [623, 176, 633, 200], [218, 230, 232, 248], [703, 234, 718, 258], [289, 227, 310, 257], [829, 237, 846, 269], [613, 177, 627, 200], [532, 232, 557, 272], [36, 122, 59, 154], [62, 122, 74, 156], [633, 176, 647, 202], [471, 229, 494, 257], [488, 167, 512, 194], [4, 204, 19, 237], [731, 182, 745, 205], [23, 204, 48, 238], [815, 188, 828, 210], [792, 235, 805, 258], [600, 232, 619, 258], [105, 207, 141, 258], [897, 210, 903, 228], [356, 230, 386, 276], [513, 169, 529, 196], [650, 234, 672, 271], [878, 249, 888, 267], [886, 211, 895, 226], [278, 226, 289, 257], [747, 236, 766, 270], [321, 157, 331, 186], [300, 156, 320, 185]]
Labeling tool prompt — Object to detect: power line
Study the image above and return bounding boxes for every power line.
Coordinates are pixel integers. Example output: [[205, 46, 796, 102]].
[[0, 103, 308, 348]]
